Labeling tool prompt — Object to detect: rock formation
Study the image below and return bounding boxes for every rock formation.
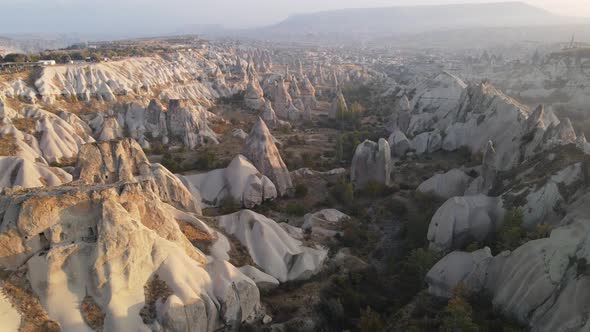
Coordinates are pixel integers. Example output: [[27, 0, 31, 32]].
[[217, 210, 327, 282], [329, 90, 348, 119], [417, 169, 473, 199], [425, 192, 590, 331], [0, 181, 258, 331], [273, 79, 294, 120], [167, 99, 218, 149], [0, 156, 72, 190], [262, 100, 280, 128], [427, 195, 504, 252], [388, 129, 411, 157], [303, 209, 349, 239], [465, 141, 497, 195], [243, 118, 293, 196], [350, 139, 392, 188], [76, 138, 201, 214], [389, 95, 411, 133], [244, 74, 266, 111], [179, 155, 277, 208], [0, 106, 95, 164], [299, 77, 318, 111]]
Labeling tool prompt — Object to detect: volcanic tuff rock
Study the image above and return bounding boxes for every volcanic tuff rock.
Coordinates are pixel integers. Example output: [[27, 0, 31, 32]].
[[303, 209, 350, 239], [417, 169, 473, 199], [179, 155, 277, 208], [273, 79, 294, 120], [465, 141, 497, 195], [243, 118, 293, 196], [351, 139, 392, 188], [261, 100, 280, 128], [329, 90, 348, 119], [167, 99, 218, 149], [388, 129, 411, 157], [0, 156, 72, 190], [244, 74, 266, 111], [426, 247, 493, 298], [427, 195, 505, 252], [400, 73, 573, 171], [30, 52, 222, 105], [0, 181, 258, 332], [299, 76, 318, 110], [406, 71, 467, 135], [426, 191, 590, 331], [217, 210, 328, 282], [0, 106, 95, 164], [411, 129, 442, 155], [76, 138, 201, 214], [238, 265, 280, 291]]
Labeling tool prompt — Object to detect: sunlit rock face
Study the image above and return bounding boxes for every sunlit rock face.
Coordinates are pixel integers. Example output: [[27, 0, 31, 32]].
[[179, 154, 277, 209], [243, 118, 293, 196]]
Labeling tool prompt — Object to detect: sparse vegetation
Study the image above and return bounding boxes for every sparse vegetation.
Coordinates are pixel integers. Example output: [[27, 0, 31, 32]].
[[139, 275, 173, 325], [294, 183, 309, 198], [219, 196, 241, 215], [0, 135, 18, 156], [285, 202, 306, 216], [80, 295, 105, 331], [494, 208, 525, 253]]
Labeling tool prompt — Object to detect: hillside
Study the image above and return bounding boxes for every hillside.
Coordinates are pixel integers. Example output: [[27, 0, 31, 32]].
[[250, 2, 587, 41]]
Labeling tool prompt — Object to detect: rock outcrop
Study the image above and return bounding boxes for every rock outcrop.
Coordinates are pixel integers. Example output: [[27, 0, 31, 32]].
[[76, 138, 201, 213], [0, 106, 95, 164], [32, 52, 222, 105], [217, 210, 327, 282], [0, 181, 258, 332], [243, 118, 293, 196], [329, 90, 348, 119], [351, 139, 392, 188], [167, 99, 218, 149], [417, 169, 473, 199], [426, 192, 590, 332], [427, 195, 504, 252], [299, 77, 318, 111], [179, 155, 277, 208], [273, 79, 294, 120], [465, 141, 497, 195], [303, 209, 349, 239], [388, 129, 411, 157], [0, 156, 72, 190], [244, 75, 265, 111]]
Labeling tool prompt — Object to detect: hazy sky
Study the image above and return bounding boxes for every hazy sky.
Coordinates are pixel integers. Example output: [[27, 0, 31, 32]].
[[0, 0, 589, 35]]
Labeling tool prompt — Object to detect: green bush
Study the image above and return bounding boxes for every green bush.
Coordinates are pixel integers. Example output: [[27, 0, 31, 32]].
[[330, 181, 354, 207], [161, 153, 182, 173], [294, 184, 309, 198], [393, 248, 441, 302], [359, 306, 384, 332], [219, 197, 241, 215], [440, 284, 479, 332], [389, 198, 408, 216], [495, 208, 525, 253], [285, 202, 306, 216], [195, 150, 216, 170]]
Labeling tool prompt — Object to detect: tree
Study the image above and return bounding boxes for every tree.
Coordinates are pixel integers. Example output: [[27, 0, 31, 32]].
[[294, 184, 308, 198], [2, 53, 28, 63], [495, 208, 524, 252], [441, 284, 479, 332], [359, 306, 383, 332]]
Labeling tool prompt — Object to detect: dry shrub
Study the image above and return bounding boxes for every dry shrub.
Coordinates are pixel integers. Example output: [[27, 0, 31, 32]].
[[139, 275, 173, 325], [80, 295, 105, 331]]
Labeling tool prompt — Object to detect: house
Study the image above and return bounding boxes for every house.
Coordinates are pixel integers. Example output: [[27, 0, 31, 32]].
[[37, 60, 56, 66]]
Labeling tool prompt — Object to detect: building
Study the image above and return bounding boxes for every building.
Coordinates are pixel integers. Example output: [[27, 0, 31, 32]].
[[37, 60, 56, 66]]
